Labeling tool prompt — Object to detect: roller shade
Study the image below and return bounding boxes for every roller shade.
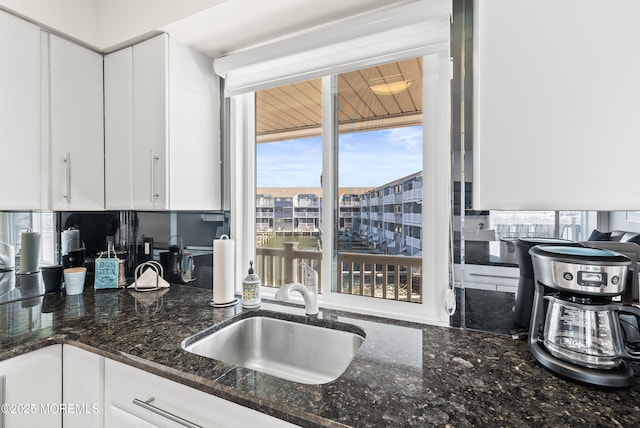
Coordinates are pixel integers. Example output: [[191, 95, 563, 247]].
[[213, 0, 451, 96]]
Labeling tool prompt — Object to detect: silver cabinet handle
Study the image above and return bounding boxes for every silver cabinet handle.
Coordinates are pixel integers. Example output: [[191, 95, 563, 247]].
[[1, 375, 6, 428], [133, 397, 203, 428], [63, 153, 71, 203], [468, 273, 519, 280], [150, 151, 160, 202]]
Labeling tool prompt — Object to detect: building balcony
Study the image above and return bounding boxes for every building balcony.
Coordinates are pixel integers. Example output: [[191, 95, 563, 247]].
[[294, 201, 320, 208], [403, 188, 422, 202], [405, 236, 421, 249], [293, 212, 320, 218], [403, 213, 422, 226], [382, 194, 395, 204]]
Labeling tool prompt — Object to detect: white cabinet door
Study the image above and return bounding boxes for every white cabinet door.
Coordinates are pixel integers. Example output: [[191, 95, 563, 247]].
[[0, 345, 62, 428], [49, 34, 104, 210], [62, 345, 104, 428], [105, 358, 297, 428], [132, 35, 169, 210], [104, 47, 135, 210], [474, 0, 640, 210], [0, 11, 42, 210], [105, 33, 221, 211], [166, 36, 221, 210]]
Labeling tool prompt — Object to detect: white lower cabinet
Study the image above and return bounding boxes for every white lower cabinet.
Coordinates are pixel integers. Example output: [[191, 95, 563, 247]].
[[0, 345, 295, 428], [105, 357, 297, 428], [0, 345, 62, 428], [62, 345, 104, 428]]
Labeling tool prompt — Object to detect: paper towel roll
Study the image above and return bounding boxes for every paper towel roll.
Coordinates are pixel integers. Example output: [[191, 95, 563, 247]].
[[213, 235, 235, 304], [19, 230, 41, 274]]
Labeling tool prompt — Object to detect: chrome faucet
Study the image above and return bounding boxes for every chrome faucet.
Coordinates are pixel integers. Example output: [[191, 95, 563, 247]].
[[274, 263, 319, 315]]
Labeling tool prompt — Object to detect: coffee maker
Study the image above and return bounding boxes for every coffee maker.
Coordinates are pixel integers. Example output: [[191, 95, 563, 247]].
[[529, 245, 640, 388]]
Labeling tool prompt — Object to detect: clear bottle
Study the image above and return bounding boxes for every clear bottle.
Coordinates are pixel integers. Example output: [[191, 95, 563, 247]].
[[242, 261, 261, 308]]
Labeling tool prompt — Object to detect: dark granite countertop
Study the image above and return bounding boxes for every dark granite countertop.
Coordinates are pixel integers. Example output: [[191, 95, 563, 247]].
[[1, 283, 639, 427]]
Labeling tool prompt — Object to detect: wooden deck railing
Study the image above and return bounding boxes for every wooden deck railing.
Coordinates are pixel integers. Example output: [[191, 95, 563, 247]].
[[256, 243, 422, 303], [339, 252, 422, 303]]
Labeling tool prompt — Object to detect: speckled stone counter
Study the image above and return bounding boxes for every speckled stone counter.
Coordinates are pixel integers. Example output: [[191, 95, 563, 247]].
[[1, 284, 639, 427]]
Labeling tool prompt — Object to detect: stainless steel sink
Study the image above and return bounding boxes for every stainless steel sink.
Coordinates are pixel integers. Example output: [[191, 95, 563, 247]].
[[181, 311, 366, 384]]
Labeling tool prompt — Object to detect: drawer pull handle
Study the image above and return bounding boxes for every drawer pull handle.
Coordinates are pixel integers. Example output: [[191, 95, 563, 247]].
[[469, 273, 518, 280], [132, 397, 203, 428]]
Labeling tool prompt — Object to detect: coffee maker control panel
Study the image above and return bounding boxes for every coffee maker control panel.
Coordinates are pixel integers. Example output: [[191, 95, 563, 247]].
[[577, 271, 610, 287], [552, 261, 626, 295]]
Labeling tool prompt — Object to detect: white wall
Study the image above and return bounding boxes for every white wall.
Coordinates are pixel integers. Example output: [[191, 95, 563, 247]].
[[99, 0, 225, 51], [0, 0, 224, 51], [0, 0, 99, 47], [0, 0, 409, 55], [608, 212, 640, 233]]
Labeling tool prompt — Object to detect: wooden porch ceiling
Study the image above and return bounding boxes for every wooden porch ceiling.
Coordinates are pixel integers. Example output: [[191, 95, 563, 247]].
[[256, 58, 423, 143]]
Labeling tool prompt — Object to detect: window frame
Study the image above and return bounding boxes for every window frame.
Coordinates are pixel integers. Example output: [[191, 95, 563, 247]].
[[318, 52, 451, 325], [230, 49, 451, 325]]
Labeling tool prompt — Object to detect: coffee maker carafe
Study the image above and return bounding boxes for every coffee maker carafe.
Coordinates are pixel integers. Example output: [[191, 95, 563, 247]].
[[529, 245, 640, 388]]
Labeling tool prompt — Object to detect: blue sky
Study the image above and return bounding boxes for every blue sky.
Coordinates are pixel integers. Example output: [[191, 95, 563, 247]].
[[256, 126, 423, 188]]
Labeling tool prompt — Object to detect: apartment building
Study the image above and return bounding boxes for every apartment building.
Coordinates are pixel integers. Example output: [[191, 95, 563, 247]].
[[256, 171, 422, 255]]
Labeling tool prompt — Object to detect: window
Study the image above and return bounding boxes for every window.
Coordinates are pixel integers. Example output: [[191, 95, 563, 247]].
[[487, 211, 596, 241], [337, 59, 423, 302], [254, 58, 424, 303], [248, 48, 452, 326], [0, 211, 55, 266], [221, 1, 451, 324]]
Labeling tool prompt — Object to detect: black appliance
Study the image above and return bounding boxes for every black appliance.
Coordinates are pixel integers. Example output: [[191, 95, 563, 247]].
[[514, 237, 582, 329]]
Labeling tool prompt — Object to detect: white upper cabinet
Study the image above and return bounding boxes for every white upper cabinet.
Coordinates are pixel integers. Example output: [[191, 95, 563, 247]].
[[473, 0, 640, 210], [48, 34, 105, 210], [0, 11, 42, 210], [104, 47, 135, 210], [105, 33, 221, 211]]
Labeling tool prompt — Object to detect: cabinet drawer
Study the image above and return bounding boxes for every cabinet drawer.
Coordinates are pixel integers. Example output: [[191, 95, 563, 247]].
[[109, 405, 156, 428], [459, 264, 519, 286], [105, 358, 296, 428]]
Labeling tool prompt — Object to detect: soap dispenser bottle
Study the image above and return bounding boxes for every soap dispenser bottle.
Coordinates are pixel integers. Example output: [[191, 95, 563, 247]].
[[242, 261, 261, 308]]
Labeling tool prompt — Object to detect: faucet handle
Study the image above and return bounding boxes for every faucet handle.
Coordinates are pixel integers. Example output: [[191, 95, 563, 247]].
[[301, 263, 318, 289]]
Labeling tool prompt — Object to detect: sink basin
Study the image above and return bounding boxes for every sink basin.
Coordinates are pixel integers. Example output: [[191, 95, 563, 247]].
[[181, 311, 366, 384]]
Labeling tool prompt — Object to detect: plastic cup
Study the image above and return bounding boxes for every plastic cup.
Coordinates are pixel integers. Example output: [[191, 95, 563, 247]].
[[42, 265, 64, 292], [64, 267, 87, 295]]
